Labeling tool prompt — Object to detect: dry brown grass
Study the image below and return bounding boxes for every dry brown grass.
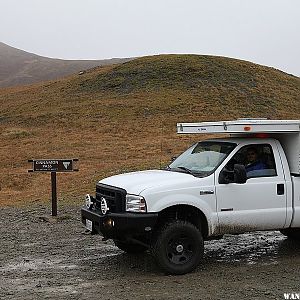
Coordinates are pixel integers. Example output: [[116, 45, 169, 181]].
[[0, 54, 299, 207]]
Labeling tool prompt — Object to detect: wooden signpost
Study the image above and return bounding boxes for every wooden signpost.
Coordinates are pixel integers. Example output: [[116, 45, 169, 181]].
[[28, 159, 79, 216]]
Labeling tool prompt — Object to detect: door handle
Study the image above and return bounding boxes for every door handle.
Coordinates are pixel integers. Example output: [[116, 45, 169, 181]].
[[200, 190, 214, 195], [277, 184, 284, 195]]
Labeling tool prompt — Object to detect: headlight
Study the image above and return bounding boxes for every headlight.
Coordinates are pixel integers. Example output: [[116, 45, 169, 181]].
[[85, 194, 94, 209], [126, 194, 147, 213]]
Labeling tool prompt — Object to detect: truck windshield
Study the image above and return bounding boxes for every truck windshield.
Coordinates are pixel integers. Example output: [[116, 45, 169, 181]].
[[168, 141, 236, 177]]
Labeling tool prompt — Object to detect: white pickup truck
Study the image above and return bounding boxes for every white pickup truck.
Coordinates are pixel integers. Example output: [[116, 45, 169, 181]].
[[81, 119, 300, 274]]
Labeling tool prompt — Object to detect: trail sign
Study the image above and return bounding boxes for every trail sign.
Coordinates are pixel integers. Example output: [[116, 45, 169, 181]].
[[28, 159, 78, 172], [28, 158, 79, 216]]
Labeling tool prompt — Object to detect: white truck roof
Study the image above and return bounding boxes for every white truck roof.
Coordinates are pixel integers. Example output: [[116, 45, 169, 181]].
[[177, 119, 300, 134], [177, 119, 300, 175]]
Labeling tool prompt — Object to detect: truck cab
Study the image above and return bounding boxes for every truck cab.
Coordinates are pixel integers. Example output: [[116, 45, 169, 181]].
[[81, 119, 300, 274]]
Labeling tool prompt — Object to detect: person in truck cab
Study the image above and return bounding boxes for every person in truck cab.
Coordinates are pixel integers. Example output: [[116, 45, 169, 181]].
[[245, 147, 267, 172]]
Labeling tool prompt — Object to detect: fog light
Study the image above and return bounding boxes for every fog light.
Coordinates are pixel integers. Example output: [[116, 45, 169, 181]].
[[104, 218, 114, 228]]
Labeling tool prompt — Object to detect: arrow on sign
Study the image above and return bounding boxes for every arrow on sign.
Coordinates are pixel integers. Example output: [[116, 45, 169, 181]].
[[63, 162, 70, 169]]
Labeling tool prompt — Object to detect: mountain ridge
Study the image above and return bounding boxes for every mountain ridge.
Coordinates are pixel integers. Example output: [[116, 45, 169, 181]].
[[0, 42, 132, 88]]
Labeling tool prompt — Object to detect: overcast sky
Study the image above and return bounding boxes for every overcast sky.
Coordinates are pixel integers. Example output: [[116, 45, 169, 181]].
[[1, 0, 299, 76]]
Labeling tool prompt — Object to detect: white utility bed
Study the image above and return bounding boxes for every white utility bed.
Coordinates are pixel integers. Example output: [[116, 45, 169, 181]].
[[177, 119, 300, 134], [177, 119, 300, 175]]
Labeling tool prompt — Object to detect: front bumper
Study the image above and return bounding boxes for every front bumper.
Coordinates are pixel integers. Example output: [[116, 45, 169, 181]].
[[81, 206, 158, 240]]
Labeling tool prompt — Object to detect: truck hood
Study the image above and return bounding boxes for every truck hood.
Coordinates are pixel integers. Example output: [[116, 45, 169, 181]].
[[99, 169, 198, 195]]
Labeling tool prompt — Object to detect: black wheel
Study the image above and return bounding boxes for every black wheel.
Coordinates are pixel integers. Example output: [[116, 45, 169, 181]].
[[280, 228, 300, 240], [152, 220, 204, 275], [114, 240, 148, 254]]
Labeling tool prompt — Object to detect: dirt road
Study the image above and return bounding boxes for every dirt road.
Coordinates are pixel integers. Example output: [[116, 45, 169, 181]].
[[1, 205, 299, 300]]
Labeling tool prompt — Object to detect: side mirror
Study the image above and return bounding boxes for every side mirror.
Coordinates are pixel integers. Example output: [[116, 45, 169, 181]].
[[219, 167, 234, 184], [233, 164, 247, 184], [219, 164, 247, 184]]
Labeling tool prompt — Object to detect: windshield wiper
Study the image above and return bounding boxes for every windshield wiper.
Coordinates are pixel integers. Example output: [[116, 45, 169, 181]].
[[176, 166, 194, 175]]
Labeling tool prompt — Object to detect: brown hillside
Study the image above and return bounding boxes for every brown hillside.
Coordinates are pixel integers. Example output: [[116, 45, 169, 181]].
[[0, 54, 299, 207], [0, 42, 132, 88]]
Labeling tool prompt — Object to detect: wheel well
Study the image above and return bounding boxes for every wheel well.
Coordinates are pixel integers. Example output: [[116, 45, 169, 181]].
[[156, 205, 208, 238]]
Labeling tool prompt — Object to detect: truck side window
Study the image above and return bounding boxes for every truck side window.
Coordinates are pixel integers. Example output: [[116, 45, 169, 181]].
[[227, 144, 277, 178]]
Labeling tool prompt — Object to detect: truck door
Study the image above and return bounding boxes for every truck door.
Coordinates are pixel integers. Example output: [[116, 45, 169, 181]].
[[215, 142, 287, 234]]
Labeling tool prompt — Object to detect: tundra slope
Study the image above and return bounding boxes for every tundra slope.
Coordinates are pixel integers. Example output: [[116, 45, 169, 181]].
[[0, 55, 299, 207]]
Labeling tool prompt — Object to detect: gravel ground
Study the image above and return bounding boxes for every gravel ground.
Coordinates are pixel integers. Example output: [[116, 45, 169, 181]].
[[1, 204, 300, 300]]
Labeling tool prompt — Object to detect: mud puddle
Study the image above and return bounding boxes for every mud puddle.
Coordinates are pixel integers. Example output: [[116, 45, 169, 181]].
[[1, 205, 300, 300]]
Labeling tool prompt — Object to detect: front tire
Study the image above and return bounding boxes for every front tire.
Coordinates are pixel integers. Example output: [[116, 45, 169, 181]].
[[114, 240, 148, 254], [152, 220, 204, 275]]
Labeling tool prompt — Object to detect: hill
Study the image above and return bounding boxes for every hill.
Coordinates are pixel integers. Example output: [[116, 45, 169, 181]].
[[0, 42, 132, 88], [0, 54, 299, 206]]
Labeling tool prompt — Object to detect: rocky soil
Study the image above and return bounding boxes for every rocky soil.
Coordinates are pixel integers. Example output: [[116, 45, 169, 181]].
[[1, 204, 300, 300]]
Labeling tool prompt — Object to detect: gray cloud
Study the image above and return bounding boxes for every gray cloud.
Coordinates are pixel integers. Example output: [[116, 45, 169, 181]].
[[1, 0, 299, 76]]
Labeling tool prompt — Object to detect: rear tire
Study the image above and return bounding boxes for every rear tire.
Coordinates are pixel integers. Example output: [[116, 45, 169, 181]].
[[152, 220, 204, 275], [280, 228, 300, 240], [114, 240, 148, 254]]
